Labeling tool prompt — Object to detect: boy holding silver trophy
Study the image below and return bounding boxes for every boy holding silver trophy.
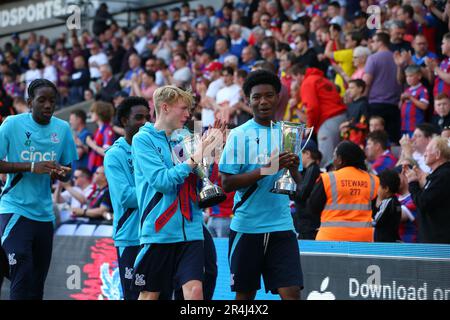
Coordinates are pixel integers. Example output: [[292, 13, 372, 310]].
[[219, 70, 306, 300], [130, 86, 224, 300]]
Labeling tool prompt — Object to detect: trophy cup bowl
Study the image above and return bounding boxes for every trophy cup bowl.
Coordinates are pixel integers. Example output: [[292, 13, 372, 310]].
[[270, 121, 314, 195], [181, 134, 227, 209]]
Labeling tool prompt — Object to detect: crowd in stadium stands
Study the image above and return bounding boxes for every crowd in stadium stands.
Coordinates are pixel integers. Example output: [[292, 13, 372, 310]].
[[1, 0, 450, 243]]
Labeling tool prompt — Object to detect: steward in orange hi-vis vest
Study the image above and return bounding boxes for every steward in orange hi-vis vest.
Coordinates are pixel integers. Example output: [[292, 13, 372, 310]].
[[316, 166, 379, 241], [308, 141, 379, 242]]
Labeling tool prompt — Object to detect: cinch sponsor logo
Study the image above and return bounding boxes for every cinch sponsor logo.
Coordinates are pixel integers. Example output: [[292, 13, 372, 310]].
[[20, 147, 57, 161]]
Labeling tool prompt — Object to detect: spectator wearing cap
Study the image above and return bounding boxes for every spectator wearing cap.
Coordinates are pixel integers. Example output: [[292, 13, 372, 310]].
[[432, 93, 450, 133], [112, 90, 128, 109], [201, 61, 225, 129], [363, 32, 402, 143], [405, 136, 450, 244], [291, 140, 322, 240], [366, 130, 398, 174], [96, 64, 121, 103], [68, 56, 91, 105], [239, 46, 257, 73], [352, 11, 371, 41]]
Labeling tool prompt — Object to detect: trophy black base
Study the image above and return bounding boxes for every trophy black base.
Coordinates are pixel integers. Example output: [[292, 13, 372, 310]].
[[198, 193, 227, 209]]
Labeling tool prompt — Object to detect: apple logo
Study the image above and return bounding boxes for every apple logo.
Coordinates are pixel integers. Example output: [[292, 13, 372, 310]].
[[307, 277, 336, 300]]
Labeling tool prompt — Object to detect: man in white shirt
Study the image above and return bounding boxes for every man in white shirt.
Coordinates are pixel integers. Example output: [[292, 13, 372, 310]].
[[215, 66, 241, 125], [88, 41, 109, 80], [202, 62, 225, 128], [54, 168, 94, 208], [53, 168, 94, 223], [170, 52, 192, 88], [134, 26, 149, 55], [42, 54, 57, 84], [23, 58, 42, 98], [400, 123, 438, 174]]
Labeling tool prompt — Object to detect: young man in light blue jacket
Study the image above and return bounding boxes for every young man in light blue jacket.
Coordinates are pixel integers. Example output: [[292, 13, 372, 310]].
[[131, 86, 222, 300], [104, 96, 150, 300]]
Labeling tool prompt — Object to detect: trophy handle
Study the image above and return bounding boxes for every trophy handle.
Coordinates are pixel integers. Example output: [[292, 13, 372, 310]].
[[300, 126, 314, 152]]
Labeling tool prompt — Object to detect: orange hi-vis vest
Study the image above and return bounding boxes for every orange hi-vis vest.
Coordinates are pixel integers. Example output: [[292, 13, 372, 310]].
[[315, 166, 380, 242]]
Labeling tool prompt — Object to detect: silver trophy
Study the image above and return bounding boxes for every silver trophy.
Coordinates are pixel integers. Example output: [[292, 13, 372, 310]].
[[270, 121, 314, 195], [178, 134, 226, 208]]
